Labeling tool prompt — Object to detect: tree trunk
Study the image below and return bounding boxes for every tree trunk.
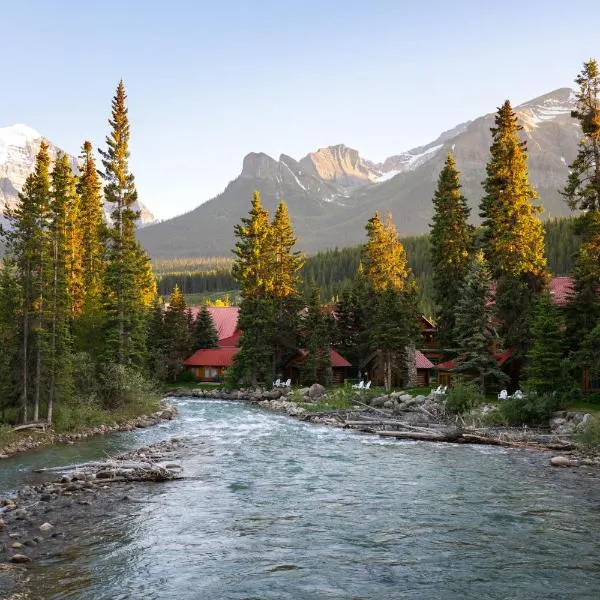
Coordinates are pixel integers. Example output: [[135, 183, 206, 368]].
[[21, 266, 29, 424]]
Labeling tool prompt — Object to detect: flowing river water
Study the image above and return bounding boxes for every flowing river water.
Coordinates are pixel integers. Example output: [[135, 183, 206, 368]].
[[2, 397, 600, 599]]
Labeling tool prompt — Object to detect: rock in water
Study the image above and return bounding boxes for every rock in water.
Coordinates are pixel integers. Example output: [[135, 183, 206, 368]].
[[39, 522, 54, 531], [550, 455, 579, 467], [10, 554, 31, 563]]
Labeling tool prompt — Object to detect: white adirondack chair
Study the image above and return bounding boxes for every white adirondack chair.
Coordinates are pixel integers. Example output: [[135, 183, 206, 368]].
[[498, 389, 509, 400], [283, 378, 291, 388], [273, 378, 281, 388], [352, 380, 364, 390], [513, 389, 524, 400], [364, 381, 371, 390]]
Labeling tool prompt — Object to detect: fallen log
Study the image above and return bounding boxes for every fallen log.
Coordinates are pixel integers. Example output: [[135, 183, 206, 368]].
[[13, 422, 48, 432], [378, 430, 460, 442]]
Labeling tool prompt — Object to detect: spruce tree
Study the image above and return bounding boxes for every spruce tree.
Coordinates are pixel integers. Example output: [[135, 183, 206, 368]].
[[271, 201, 303, 298], [47, 153, 76, 422], [561, 60, 600, 355], [192, 306, 219, 351], [370, 286, 419, 391], [4, 141, 52, 422], [146, 297, 167, 380], [75, 140, 106, 356], [362, 211, 418, 390], [300, 283, 332, 385], [524, 293, 566, 395], [232, 191, 273, 299], [362, 211, 410, 293], [99, 81, 155, 368], [430, 153, 474, 351], [163, 285, 192, 381], [454, 251, 508, 393], [480, 100, 548, 361], [480, 100, 547, 281], [0, 262, 20, 421]]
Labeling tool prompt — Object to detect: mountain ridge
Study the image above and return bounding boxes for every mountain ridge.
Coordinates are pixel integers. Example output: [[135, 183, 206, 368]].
[[138, 86, 578, 258], [0, 124, 156, 226]]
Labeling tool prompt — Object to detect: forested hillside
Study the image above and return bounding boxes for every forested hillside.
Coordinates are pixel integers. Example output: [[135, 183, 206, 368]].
[[155, 216, 580, 315]]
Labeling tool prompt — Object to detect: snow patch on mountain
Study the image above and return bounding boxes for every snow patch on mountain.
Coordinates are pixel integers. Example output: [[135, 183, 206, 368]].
[[517, 88, 576, 128], [0, 124, 42, 165]]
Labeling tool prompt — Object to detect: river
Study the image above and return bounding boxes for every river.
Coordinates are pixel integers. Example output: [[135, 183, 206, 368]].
[[2, 397, 600, 599]]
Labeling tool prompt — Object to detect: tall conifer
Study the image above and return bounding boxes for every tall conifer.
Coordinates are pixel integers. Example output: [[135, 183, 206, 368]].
[[163, 285, 192, 381], [430, 153, 474, 351], [480, 101, 548, 361], [99, 81, 155, 367], [192, 306, 219, 351], [48, 153, 76, 422], [561, 60, 600, 352]]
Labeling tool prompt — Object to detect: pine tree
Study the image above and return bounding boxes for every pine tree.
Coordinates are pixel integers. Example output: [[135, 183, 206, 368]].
[[362, 211, 410, 293], [47, 153, 76, 422], [4, 141, 53, 422], [370, 286, 419, 391], [524, 293, 567, 395], [146, 297, 167, 380], [99, 81, 155, 368], [430, 153, 474, 351], [362, 211, 418, 390], [271, 201, 303, 299], [75, 140, 106, 356], [561, 60, 600, 356], [480, 100, 548, 281], [192, 306, 219, 351], [479, 100, 548, 362], [333, 284, 365, 370], [562, 60, 600, 212], [163, 285, 192, 381], [454, 251, 508, 393], [232, 191, 273, 299], [300, 283, 332, 385], [0, 262, 20, 421]]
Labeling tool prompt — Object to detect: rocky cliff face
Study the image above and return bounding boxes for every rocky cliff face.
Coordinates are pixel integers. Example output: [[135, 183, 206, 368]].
[[139, 87, 583, 258], [0, 124, 155, 226]]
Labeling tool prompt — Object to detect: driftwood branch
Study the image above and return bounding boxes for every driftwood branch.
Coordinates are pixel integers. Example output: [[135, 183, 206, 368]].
[[13, 422, 48, 432]]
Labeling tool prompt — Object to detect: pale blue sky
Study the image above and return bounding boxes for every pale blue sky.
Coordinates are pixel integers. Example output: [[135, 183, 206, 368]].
[[2, 0, 599, 219]]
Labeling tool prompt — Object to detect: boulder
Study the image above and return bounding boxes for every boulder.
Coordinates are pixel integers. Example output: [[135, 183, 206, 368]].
[[10, 554, 31, 563], [39, 522, 54, 532], [550, 455, 579, 467], [308, 383, 326, 399], [383, 400, 394, 409], [370, 397, 386, 408]]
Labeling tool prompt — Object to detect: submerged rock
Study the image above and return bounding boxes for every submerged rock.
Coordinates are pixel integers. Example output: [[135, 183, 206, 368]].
[[550, 455, 580, 467]]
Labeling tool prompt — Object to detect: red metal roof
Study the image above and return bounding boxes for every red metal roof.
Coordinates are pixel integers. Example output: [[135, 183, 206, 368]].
[[188, 306, 239, 341], [218, 331, 241, 347], [330, 349, 351, 368], [415, 350, 434, 369], [435, 348, 513, 371], [184, 347, 239, 367]]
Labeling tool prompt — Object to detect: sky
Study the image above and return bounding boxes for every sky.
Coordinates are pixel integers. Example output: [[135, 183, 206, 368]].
[[2, 0, 600, 220]]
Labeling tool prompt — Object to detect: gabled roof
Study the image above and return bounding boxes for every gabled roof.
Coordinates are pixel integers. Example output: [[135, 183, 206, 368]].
[[188, 306, 239, 340], [331, 349, 352, 368], [435, 348, 513, 371], [184, 347, 239, 367], [218, 331, 241, 348], [415, 350, 434, 369]]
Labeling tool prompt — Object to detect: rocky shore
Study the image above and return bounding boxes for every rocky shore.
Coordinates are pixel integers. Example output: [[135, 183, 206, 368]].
[[168, 385, 600, 468], [0, 403, 177, 460], [0, 437, 195, 600]]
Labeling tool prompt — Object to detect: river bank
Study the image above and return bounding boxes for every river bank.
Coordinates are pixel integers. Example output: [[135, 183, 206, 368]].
[[0, 403, 177, 460], [0, 436, 198, 600], [168, 385, 600, 467]]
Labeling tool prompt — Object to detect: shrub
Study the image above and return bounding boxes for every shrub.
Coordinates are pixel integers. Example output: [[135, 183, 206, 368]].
[[499, 392, 562, 427], [574, 416, 600, 450], [96, 364, 159, 412], [445, 381, 484, 414]]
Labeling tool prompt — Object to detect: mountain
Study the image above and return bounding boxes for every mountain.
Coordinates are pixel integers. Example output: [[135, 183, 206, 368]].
[[138, 87, 580, 258], [0, 124, 156, 226]]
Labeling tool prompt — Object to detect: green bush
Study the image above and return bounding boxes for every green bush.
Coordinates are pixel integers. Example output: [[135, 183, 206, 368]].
[[499, 392, 562, 427], [96, 364, 159, 412], [445, 381, 484, 414], [52, 400, 106, 432], [574, 416, 600, 450]]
